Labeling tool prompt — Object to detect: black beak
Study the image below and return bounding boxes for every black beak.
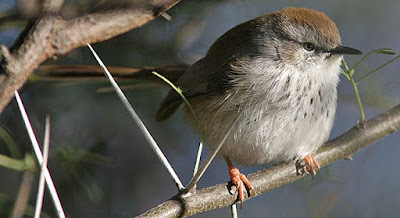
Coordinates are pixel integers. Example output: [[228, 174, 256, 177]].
[[329, 46, 362, 55]]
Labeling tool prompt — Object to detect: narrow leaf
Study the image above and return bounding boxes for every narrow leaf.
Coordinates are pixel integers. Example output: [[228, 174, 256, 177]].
[[372, 48, 396, 55]]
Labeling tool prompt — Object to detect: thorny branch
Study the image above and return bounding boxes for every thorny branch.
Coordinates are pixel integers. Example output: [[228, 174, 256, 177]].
[[2, 1, 400, 217], [0, 0, 182, 114], [138, 104, 400, 217]]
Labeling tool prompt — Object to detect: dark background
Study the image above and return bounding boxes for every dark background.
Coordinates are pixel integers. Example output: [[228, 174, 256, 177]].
[[0, 0, 399, 217]]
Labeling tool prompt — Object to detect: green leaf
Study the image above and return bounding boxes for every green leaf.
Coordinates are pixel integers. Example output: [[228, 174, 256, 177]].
[[372, 48, 396, 55], [349, 48, 397, 73]]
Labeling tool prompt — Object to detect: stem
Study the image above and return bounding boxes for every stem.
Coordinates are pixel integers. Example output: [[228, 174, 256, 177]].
[[138, 103, 400, 217], [350, 78, 366, 122], [349, 48, 387, 73], [0, 128, 21, 159], [184, 117, 239, 194], [152, 72, 206, 180], [342, 57, 350, 71], [231, 204, 238, 218], [193, 142, 204, 176], [34, 115, 51, 218], [340, 68, 350, 80], [342, 57, 366, 122], [15, 91, 66, 218], [87, 44, 185, 190], [11, 171, 35, 218], [151, 71, 206, 137], [356, 54, 400, 83], [0, 154, 34, 171]]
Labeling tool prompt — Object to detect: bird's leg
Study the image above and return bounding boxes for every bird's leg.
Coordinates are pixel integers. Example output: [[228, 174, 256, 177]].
[[225, 156, 253, 208], [302, 153, 320, 178]]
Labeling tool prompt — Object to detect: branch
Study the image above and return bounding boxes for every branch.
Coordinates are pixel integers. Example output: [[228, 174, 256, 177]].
[[138, 104, 400, 217], [35, 64, 187, 83], [0, 0, 181, 114], [42, 0, 65, 13], [11, 171, 35, 218]]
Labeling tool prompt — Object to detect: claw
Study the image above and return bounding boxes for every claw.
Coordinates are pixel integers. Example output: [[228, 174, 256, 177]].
[[302, 153, 320, 179], [225, 157, 253, 208]]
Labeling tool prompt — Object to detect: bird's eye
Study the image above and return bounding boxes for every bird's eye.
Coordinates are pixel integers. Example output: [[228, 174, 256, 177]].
[[303, 42, 315, 51]]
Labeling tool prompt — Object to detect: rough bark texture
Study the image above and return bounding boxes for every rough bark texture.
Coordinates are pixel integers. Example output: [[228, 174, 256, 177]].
[[2, 1, 399, 217], [138, 104, 400, 217], [0, 0, 181, 114]]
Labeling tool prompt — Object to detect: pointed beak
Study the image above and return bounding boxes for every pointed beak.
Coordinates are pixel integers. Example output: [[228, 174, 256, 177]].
[[329, 46, 362, 55]]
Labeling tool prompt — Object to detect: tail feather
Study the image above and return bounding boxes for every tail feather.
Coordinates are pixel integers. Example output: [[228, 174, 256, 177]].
[[156, 93, 183, 121]]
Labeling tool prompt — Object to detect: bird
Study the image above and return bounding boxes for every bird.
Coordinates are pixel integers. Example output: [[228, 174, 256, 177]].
[[156, 7, 362, 206]]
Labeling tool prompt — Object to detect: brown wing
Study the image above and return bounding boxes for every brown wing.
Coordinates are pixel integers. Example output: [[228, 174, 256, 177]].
[[155, 57, 231, 121], [156, 18, 261, 121]]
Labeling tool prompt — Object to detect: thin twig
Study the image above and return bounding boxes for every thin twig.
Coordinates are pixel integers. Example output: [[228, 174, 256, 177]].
[[231, 204, 238, 218], [152, 72, 205, 136], [348, 48, 381, 73], [15, 91, 66, 218], [35, 64, 187, 83], [0, 0, 182, 115], [86, 44, 184, 190], [193, 142, 203, 176], [151, 72, 205, 177], [34, 115, 51, 218], [342, 57, 366, 121], [184, 117, 239, 194], [11, 171, 34, 218], [138, 104, 400, 217], [350, 78, 366, 121]]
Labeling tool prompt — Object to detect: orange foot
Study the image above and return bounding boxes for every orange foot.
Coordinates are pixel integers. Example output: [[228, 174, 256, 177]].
[[302, 153, 320, 178], [225, 157, 253, 208]]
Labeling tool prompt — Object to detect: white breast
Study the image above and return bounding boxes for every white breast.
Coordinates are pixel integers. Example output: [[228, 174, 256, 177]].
[[185, 56, 341, 166]]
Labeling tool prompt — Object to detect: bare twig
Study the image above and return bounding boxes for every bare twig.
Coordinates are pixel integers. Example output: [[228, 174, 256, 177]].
[[138, 104, 400, 217], [87, 44, 184, 190], [184, 117, 239, 194], [35, 64, 187, 83], [0, 0, 182, 114], [11, 171, 35, 218], [230, 204, 238, 218], [34, 115, 51, 218], [15, 91, 66, 218]]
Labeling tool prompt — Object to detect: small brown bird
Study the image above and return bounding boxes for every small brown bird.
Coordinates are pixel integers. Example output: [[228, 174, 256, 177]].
[[157, 7, 361, 205]]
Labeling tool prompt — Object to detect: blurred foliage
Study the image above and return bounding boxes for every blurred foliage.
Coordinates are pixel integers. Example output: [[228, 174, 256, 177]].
[[0, 128, 112, 213], [0, 126, 21, 158], [54, 147, 112, 202], [0, 0, 399, 217], [0, 192, 52, 218]]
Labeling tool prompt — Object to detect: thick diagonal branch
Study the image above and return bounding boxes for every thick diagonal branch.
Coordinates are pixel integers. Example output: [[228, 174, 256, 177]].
[[0, 0, 181, 114], [138, 104, 400, 217]]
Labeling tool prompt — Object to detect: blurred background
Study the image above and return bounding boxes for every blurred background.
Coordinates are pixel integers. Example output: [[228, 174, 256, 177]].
[[0, 0, 399, 217]]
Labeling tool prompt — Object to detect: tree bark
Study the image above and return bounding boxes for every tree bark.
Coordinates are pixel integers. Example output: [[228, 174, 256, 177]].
[[138, 104, 400, 217], [0, 0, 181, 114]]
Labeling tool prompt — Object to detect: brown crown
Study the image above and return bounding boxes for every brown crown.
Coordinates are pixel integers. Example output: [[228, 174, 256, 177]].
[[280, 7, 341, 45]]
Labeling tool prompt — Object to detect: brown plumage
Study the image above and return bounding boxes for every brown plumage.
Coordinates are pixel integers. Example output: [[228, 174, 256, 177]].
[[156, 7, 361, 206], [281, 7, 341, 45]]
